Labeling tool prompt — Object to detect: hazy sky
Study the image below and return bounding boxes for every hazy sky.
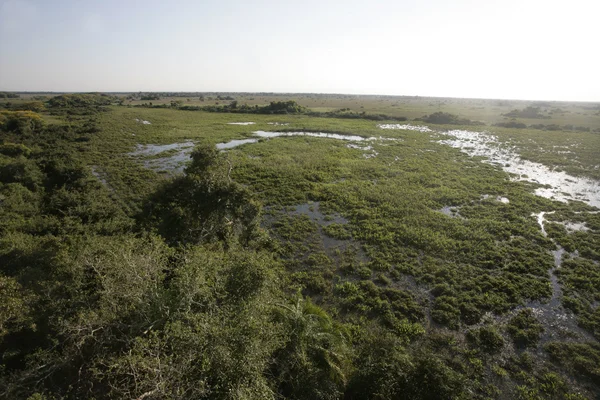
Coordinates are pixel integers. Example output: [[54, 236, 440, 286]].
[[1, 0, 598, 101]]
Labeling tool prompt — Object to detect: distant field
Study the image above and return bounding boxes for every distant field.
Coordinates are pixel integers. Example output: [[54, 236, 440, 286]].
[[11, 91, 600, 129]]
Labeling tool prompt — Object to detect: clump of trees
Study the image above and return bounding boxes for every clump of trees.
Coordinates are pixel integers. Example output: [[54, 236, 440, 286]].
[[502, 106, 550, 119], [140, 93, 161, 100], [47, 93, 116, 108], [307, 108, 408, 121], [494, 120, 593, 132], [147, 101, 409, 121], [140, 144, 262, 247], [0, 111, 45, 135], [418, 112, 480, 125]]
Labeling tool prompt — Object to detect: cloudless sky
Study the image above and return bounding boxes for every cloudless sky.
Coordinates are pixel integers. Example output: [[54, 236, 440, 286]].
[[1, 0, 598, 101]]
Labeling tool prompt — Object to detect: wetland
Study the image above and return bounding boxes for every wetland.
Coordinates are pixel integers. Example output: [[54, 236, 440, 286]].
[[1, 92, 600, 399]]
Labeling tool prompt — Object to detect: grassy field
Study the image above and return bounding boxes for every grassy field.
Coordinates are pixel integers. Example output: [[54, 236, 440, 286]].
[[12, 91, 600, 128], [2, 93, 600, 398]]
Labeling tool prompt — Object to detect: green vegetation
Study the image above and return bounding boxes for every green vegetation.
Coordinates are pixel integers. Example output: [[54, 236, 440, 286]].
[[503, 106, 550, 119], [418, 111, 480, 125], [0, 92, 20, 98], [0, 93, 599, 398], [506, 309, 544, 348]]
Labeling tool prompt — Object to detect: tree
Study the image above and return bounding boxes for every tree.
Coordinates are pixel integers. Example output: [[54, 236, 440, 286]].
[[141, 144, 261, 246]]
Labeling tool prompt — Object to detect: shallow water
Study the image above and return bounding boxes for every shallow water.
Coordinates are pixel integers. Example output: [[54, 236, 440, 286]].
[[524, 213, 595, 343], [532, 211, 555, 237], [253, 130, 369, 142], [481, 194, 510, 204], [129, 142, 195, 173], [130, 130, 393, 172], [379, 122, 600, 208], [293, 202, 349, 226], [440, 130, 600, 208], [90, 166, 108, 186], [439, 206, 462, 218], [130, 142, 195, 156], [347, 143, 378, 158], [378, 124, 433, 133], [216, 138, 258, 149]]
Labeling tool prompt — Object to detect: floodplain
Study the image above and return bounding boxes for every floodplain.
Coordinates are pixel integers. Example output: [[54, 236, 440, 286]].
[[1, 92, 600, 399]]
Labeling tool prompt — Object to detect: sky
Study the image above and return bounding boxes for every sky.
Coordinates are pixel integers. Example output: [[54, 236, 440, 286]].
[[0, 0, 599, 101]]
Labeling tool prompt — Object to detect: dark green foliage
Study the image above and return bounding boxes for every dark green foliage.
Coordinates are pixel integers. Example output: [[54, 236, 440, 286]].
[[271, 296, 350, 400], [0, 143, 32, 157], [0, 92, 19, 98], [307, 108, 408, 121], [0, 111, 45, 134], [503, 107, 549, 119], [347, 333, 467, 400], [176, 100, 307, 115], [153, 100, 408, 121], [466, 325, 505, 353], [335, 280, 425, 327], [140, 93, 161, 100], [323, 222, 352, 239], [47, 93, 116, 108], [545, 342, 600, 384], [419, 111, 479, 125], [140, 144, 261, 246], [494, 120, 527, 129], [7, 101, 46, 112], [507, 309, 544, 347], [1, 100, 600, 398]]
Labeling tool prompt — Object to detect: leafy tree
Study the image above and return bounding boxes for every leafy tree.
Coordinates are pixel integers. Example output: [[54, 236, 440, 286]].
[[141, 144, 261, 246]]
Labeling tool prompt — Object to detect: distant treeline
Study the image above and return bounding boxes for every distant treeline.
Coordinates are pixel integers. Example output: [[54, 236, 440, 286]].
[[134, 100, 408, 121], [494, 120, 597, 133], [0, 92, 20, 99], [502, 106, 550, 119], [416, 112, 482, 126]]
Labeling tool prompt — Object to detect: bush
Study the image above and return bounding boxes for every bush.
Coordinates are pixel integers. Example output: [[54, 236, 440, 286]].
[[0, 143, 32, 157], [466, 325, 504, 353], [502, 107, 549, 119], [0, 111, 45, 134], [545, 342, 600, 384], [494, 120, 527, 129], [507, 309, 544, 347], [0, 92, 19, 98], [420, 112, 479, 125]]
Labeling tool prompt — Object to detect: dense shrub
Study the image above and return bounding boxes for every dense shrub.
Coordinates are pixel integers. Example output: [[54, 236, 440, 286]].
[[0, 111, 45, 134], [419, 112, 479, 125], [502, 106, 549, 119], [507, 309, 544, 347], [494, 120, 527, 129], [0, 92, 19, 98], [47, 93, 115, 108]]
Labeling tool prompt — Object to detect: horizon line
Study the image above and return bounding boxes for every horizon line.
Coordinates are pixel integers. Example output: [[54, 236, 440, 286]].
[[1, 90, 599, 104]]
